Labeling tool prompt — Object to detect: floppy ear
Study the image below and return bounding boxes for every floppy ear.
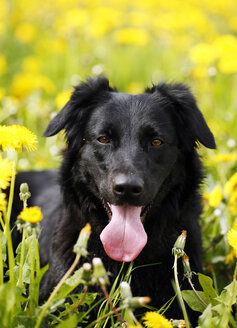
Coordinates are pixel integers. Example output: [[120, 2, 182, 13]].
[[155, 82, 216, 150], [44, 76, 115, 142], [44, 102, 71, 137]]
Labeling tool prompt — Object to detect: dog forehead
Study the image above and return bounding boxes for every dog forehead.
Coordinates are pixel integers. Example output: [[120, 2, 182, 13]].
[[89, 92, 172, 125]]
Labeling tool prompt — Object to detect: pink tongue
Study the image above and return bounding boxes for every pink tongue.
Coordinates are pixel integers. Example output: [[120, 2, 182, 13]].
[[100, 205, 147, 262]]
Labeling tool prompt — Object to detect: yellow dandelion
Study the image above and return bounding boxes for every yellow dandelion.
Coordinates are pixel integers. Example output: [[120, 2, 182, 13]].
[[228, 191, 237, 216], [142, 312, 173, 328], [227, 229, 237, 257], [18, 206, 43, 224], [0, 54, 7, 75], [224, 172, 237, 196], [0, 125, 38, 152], [231, 219, 237, 231], [14, 22, 36, 43], [55, 89, 72, 109], [113, 28, 149, 46], [0, 88, 5, 101], [0, 156, 13, 189], [189, 42, 217, 65], [11, 72, 55, 97], [225, 248, 236, 264], [213, 153, 237, 163], [208, 185, 222, 208], [0, 191, 7, 212]]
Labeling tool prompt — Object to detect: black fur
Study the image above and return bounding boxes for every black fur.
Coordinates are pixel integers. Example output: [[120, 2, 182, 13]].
[[13, 77, 215, 324]]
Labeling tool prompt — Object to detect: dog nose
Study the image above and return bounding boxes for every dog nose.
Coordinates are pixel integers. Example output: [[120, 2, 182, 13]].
[[112, 173, 144, 198]]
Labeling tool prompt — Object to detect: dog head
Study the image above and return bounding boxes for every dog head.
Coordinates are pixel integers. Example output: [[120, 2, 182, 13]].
[[44, 77, 215, 262]]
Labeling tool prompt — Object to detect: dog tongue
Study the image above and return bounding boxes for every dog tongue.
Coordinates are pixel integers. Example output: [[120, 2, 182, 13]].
[[100, 205, 147, 262]]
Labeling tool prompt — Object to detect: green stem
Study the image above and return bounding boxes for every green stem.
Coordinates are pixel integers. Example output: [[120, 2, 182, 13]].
[[227, 262, 237, 313], [26, 230, 35, 314], [0, 231, 3, 285], [174, 255, 190, 328], [5, 223, 15, 284], [5, 151, 17, 284], [33, 229, 40, 306], [0, 214, 4, 230], [188, 277, 208, 307], [6, 151, 17, 225], [85, 306, 126, 328], [17, 228, 26, 288], [127, 309, 140, 326], [34, 253, 81, 328], [101, 284, 127, 326], [68, 286, 88, 313]]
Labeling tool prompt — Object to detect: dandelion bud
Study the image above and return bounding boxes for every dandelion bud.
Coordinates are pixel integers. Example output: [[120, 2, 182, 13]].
[[127, 296, 151, 309], [120, 281, 133, 299], [92, 257, 109, 286], [170, 319, 186, 327], [172, 230, 187, 258], [81, 263, 92, 285], [182, 254, 192, 279], [19, 182, 31, 204], [73, 223, 91, 257]]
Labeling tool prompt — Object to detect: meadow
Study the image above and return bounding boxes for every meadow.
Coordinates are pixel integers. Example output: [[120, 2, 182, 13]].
[[0, 0, 237, 327]]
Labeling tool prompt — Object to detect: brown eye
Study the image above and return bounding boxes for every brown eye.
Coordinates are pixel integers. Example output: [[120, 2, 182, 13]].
[[151, 139, 162, 147], [97, 136, 110, 144]]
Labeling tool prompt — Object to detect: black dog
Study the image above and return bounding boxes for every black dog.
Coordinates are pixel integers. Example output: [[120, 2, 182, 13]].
[[13, 77, 215, 323]]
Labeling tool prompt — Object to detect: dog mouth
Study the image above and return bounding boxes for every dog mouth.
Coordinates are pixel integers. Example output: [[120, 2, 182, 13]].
[[102, 200, 151, 221], [100, 200, 151, 262]]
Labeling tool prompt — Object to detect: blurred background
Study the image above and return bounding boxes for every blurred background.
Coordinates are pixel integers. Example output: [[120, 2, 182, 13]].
[[1, 0, 237, 291], [1, 0, 237, 168]]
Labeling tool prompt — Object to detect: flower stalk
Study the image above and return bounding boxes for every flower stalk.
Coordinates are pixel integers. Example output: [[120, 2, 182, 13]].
[[5, 151, 17, 284], [92, 257, 127, 326], [173, 254, 190, 328], [172, 231, 190, 328], [0, 231, 3, 285], [25, 230, 36, 314], [35, 224, 91, 328], [227, 261, 237, 313], [17, 228, 26, 288]]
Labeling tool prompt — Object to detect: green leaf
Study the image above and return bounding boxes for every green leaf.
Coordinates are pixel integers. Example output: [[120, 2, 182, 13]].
[[0, 283, 17, 327], [55, 268, 83, 300], [57, 293, 97, 319], [198, 273, 218, 300], [13, 315, 37, 328], [212, 303, 229, 327], [182, 290, 208, 313], [198, 304, 219, 328], [15, 236, 36, 284], [55, 314, 79, 328], [215, 280, 237, 306]]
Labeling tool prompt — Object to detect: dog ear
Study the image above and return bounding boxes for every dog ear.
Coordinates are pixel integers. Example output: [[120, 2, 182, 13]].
[[154, 83, 216, 150], [44, 76, 115, 138], [44, 102, 70, 137]]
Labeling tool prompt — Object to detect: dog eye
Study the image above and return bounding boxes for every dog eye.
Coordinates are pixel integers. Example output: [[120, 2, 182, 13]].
[[151, 139, 163, 147], [97, 136, 110, 144]]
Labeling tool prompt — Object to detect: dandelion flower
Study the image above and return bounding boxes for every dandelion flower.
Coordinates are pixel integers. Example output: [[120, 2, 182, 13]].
[[225, 248, 236, 264], [19, 206, 43, 224], [142, 312, 173, 328], [0, 191, 7, 212], [0, 156, 13, 189], [229, 190, 237, 215], [228, 228, 237, 258], [208, 185, 222, 208], [0, 125, 38, 152], [224, 172, 237, 196]]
